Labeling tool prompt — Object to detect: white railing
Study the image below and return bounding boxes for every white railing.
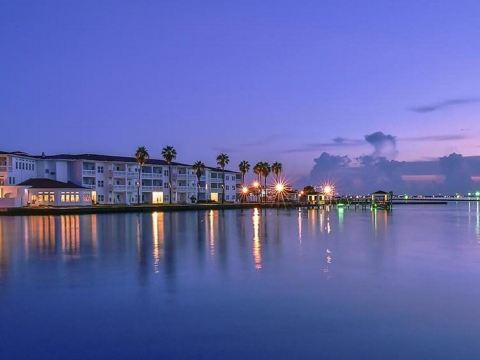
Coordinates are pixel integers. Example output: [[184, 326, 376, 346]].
[[113, 185, 126, 191], [82, 184, 95, 189], [0, 166, 11, 172], [141, 186, 163, 192], [113, 171, 126, 177], [83, 169, 96, 176]]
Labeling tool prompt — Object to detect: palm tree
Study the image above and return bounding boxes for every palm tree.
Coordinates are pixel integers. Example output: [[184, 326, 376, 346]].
[[134, 146, 150, 205], [216, 153, 230, 203], [161, 146, 177, 204], [192, 161, 205, 203], [253, 162, 263, 202], [271, 161, 283, 181], [261, 162, 271, 203], [238, 160, 250, 185]]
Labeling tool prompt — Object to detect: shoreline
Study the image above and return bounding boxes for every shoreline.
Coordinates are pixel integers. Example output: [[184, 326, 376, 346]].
[[0, 200, 456, 216]]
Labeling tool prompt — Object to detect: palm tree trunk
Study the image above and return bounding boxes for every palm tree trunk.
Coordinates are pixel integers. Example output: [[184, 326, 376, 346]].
[[137, 165, 141, 205], [197, 175, 200, 203], [222, 169, 225, 203], [264, 176, 267, 203], [168, 163, 172, 204]]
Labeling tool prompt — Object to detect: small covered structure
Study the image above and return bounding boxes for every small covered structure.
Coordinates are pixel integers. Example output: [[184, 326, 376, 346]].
[[371, 190, 393, 207], [19, 178, 93, 207], [307, 192, 327, 205]]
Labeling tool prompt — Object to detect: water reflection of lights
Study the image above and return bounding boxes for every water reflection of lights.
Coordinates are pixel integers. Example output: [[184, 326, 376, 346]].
[[476, 202, 480, 242], [252, 208, 262, 270], [61, 216, 80, 259], [209, 210, 216, 256], [298, 209, 302, 242], [152, 212, 165, 273], [372, 208, 388, 234], [322, 248, 333, 278]]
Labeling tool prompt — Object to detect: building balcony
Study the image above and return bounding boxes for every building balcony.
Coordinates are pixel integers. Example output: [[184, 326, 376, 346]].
[[113, 171, 126, 177], [113, 184, 126, 192], [142, 186, 163, 192], [0, 166, 12, 172], [83, 169, 96, 176], [82, 184, 96, 189]]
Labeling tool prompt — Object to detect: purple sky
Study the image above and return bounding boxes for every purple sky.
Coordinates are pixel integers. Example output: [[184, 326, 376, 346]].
[[1, 0, 479, 181]]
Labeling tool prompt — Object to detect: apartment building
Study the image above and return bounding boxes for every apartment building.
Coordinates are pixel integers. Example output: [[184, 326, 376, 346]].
[[0, 151, 241, 207]]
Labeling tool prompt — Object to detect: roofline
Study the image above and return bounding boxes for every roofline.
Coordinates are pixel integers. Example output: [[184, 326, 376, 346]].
[[0, 150, 239, 173]]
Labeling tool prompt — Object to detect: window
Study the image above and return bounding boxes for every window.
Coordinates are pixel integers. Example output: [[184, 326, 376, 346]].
[[226, 185, 229, 190], [211, 183, 218, 189], [164, 170, 169, 176], [211, 173, 217, 178], [164, 182, 169, 189], [97, 166, 104, 173], [178, 168, 187, 175], [97, 180, 104, 187], [226, 175, 229, 180]]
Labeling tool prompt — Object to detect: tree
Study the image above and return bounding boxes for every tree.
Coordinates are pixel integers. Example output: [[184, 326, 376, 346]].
[[238, 160, 250, 185], [216, 153, 230, 203], [271, 161, 282, 181], [192, 161, 205, 203], [253, 162, 263, 202], [161, 146, 177, 204], [261, 162, 271, 203], [134, 146, 150, 205]]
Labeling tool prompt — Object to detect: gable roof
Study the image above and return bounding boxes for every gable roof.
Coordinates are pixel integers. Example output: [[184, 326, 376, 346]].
[[18, 178, 86, 189], [372, 190, 389, 194]]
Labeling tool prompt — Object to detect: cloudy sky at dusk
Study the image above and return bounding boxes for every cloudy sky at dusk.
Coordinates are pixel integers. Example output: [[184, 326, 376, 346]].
[[1, 0, 479, 181]]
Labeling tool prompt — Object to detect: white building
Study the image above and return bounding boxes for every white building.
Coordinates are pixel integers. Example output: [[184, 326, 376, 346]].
[[0, 151, 241, 207]]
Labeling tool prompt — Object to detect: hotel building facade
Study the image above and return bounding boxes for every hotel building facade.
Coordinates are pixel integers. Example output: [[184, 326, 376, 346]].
[[0, 151, 241, 207]]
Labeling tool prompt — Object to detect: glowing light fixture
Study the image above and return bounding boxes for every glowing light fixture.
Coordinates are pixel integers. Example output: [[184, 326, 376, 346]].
[[275, 182, 285, 193], [242, 186, 249, 194], [253, 181, 260, 188]]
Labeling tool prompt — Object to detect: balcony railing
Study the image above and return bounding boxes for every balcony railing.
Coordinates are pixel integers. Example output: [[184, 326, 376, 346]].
[[113, 185, 126, 191], [83, 170, 96, 176], [141, 186, 163, 192], [82, 184, 96, 189], [113, 171, 126, 177], [0, 166, 11, 172]]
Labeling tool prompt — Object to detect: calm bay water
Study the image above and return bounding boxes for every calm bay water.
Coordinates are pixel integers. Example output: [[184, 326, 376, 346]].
[[1, 204, 480, 359]]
